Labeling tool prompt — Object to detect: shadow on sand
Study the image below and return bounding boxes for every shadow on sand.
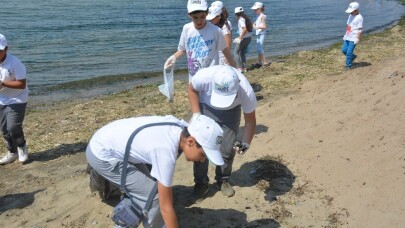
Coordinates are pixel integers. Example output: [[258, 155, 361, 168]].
[[0, 189, 45, 214], [27, 142, 87, 163]]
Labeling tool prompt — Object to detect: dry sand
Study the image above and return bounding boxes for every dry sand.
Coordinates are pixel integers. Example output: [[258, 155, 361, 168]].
[[0, 20, 404, 228]]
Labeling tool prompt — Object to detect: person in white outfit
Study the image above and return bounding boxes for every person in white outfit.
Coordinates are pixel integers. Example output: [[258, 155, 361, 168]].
[[233, 7, 253, 73], [164, 0, 236, 82], [86, 115, 224, 227], [342, 2, 363, 69], [251, 2, 270, 68], [188, 65, 257, 200], [206, 3, 232, 65], [0, 34, 29, 165]]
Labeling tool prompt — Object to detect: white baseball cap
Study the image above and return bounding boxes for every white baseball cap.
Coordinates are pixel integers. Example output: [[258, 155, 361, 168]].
[[234, 7, 244, 14], [187, 0, 208, 13], [345, 2, 359, 13], [211, 66, 240, 108], [211, 1, 223, 9], [251, 2, 264, 10], [207, 6, 222, 20], [188, 115, 224, 166], [0, 34, 7, 50]]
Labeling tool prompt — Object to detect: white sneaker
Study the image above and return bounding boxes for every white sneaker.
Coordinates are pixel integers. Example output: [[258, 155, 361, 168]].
[[0, 152, 18, 165], [18, 145, 29, 163]]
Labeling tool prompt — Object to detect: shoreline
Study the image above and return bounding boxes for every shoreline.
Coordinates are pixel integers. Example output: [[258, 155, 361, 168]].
[[27, 16, 405, 108], [24, 15, 405, 152]]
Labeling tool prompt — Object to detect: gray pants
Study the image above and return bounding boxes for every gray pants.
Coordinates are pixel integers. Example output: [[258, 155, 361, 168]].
[[233, 37, 252, 69], [86, 147, 165, 228], [0, 103, 27, 153], [194, 103, 241, 184]]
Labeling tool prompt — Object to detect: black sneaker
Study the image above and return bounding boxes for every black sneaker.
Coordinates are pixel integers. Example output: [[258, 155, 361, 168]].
[[193, 183, 209, 203]]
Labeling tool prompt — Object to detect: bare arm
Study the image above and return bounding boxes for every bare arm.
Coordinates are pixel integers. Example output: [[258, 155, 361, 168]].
[[2, 79, 26, 89], [158, 182, 178, 228], [242, 111, 256, 144], [224, 34, 232, 51], [222, 47, 236, 68], [260, 15, 267, 30], [173, 50, 186, 59], [187, 83, 201, 113]]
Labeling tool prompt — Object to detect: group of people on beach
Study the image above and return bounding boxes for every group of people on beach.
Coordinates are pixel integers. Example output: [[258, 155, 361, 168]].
[[164, 0, 270, 75], [0, 0, 364, 227]]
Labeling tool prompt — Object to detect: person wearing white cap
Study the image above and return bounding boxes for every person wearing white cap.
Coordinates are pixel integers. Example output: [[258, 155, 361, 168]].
[[164, 0, 236, 82], [0, 34, 29, 165], [251, 2, 270, 68], [233, 7, 253, 73], [342, 2, 363, 69], [206, 4, 232, 65], [211, 1, 233, 31], [188, 65, 257, 199], [86, 114, 224, 227]]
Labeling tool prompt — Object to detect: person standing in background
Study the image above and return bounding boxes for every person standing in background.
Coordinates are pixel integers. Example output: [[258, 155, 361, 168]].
[[342, 2, 363, 69], [0, 34, 29, 165], [164, 0, 236, 82], [233, 7, 253, 73], [206, 4, 232, 65], [251, 2, 270, 68]]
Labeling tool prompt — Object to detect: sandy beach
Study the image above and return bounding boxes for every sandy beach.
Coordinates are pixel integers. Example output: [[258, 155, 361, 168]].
[[0, 18, 404, 228]]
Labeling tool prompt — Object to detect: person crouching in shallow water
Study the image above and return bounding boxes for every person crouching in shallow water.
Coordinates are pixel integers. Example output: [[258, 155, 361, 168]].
[[0, 34, 29, 165], [188, 65, 257, 201], [342, 2, 363, 69], [86, 114, 224, 227]]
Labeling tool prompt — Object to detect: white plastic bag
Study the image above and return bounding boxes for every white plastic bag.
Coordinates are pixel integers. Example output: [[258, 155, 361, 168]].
[[158, 66, 174, 102]]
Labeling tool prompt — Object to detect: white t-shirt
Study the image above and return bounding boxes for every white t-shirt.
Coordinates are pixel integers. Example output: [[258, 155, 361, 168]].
[[237, 17, 252, 39], [343, 14, 363, 41], [191, 65, 257, 113], [0, 54, 28, 105], [88, 115, 188, 187], [218, 24, 231, 65], [254, 13, 267, 35], [178, 21, 227, 81]]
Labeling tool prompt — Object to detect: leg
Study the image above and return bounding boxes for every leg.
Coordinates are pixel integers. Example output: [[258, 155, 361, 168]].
[[7, 103, 27, 148], [193, 158, 209, 184], [213, 106, 241, 183], [0, 105, 15, 153], [86, 148, 164, 227], [233, 43, 242, 69], [257, 34, 267, 65], [256, 36, 261, 64], [342, 40, 349, 56], [239, 37, 251, 70], [345, 41, 357, 68]]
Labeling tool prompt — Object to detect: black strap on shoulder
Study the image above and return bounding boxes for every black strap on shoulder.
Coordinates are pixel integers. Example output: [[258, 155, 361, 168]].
[[120, 122, 184, 214]]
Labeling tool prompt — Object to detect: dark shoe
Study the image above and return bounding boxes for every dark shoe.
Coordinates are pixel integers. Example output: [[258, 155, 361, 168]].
[[193, 183, 209, 203], [344, 65, 352, 70], [217, 181, 235, 197], [353, 54, 357, 61]]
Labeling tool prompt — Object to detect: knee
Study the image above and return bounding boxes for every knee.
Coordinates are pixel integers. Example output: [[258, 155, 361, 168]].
[[8, 125, 23, 137]]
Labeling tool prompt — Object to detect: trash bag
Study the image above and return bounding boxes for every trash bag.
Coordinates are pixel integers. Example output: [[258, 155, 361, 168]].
[[158, 66, 174, 102]]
